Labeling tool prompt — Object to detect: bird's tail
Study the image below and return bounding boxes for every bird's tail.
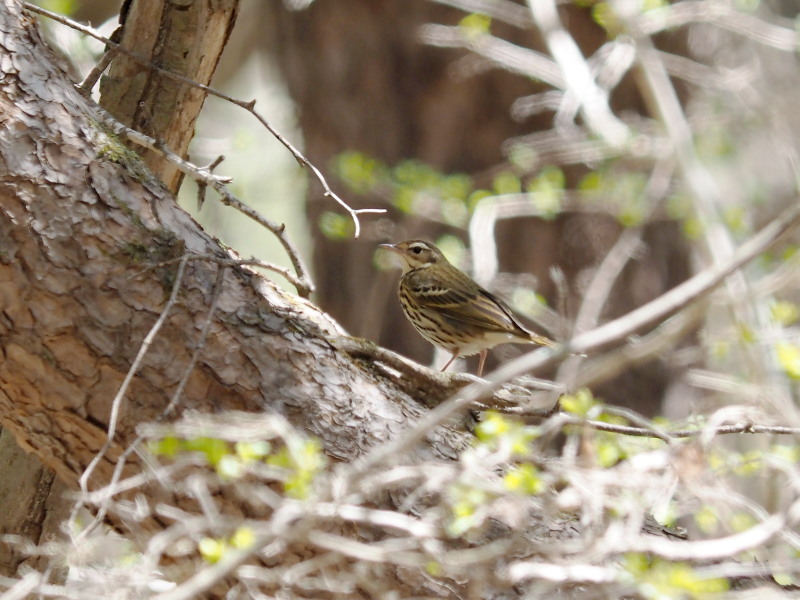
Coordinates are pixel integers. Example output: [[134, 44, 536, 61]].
[[529, 333, 558, 348]]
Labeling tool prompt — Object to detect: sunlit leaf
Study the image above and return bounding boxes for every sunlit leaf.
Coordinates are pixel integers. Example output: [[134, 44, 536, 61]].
[[198, 538, 227, 564], [776, 342, 800, 379]]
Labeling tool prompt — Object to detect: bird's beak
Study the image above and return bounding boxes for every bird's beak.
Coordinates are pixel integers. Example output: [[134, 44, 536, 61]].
[[378, 243, 400, 254], [378, 243, 405, 270]]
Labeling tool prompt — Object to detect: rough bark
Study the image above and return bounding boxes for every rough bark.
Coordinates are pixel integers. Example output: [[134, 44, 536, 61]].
[[0, 428, 69, 575], [0, 0, 468, 569], [99, 0, 240, 193]]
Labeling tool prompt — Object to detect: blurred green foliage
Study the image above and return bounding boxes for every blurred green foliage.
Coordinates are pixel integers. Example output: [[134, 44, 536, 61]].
[[333, 151, 474, 229], [32, 0, 78, 15], [623, 554, 729, 599], [199, 527, 256, 564], [776, 342, 800, 379], [447, 482, 492, 536], [560, 387, 601, 418], [503, 463, 544, 495], [475, 410, 540, 457], [266, 438, 326, 499], [579, 168, 649, 227], [458, 13, 492, 37], [591, 0, 668, 36], [527, 166, 566, 220], [771, 300, 800, 326], [149, 432, 325, 499]]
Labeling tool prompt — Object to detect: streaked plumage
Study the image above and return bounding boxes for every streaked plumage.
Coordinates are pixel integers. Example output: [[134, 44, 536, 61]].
[[380, 240, 556, 376]]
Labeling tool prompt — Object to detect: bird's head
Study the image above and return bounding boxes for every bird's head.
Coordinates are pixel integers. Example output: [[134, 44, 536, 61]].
[[379, 240, 447, 273]]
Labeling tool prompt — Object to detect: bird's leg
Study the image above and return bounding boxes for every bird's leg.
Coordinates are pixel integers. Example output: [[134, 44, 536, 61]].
[[476, 350, 488, 377], [440, 352, 459, 373]]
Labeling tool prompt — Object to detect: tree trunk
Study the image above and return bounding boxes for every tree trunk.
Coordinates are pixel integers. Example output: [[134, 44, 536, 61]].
[[0, 0, 467, 573], [99, 0, 240, 193]]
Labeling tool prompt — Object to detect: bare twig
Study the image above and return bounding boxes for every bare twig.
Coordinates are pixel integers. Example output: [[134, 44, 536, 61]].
[[635, 0, 800, 51], [617, 509, 791, 561], [570, 415, 800, 440], [508, 562, 617, 584], [127, 243, 311, 296], [78, 263, 229, 534], [526, 0, 630, 147], [91, 104, 315, 298], [428, 0, 533, 28], [196, 154, 226, 211], [0, 574, 95, 600], [71, 256, 189, 536], [629, 26, 781, 388], [568, 199, 800, 355], [572, 301, 706, 390], [418, 24, 563, 87], [79, 46, 115, 92]]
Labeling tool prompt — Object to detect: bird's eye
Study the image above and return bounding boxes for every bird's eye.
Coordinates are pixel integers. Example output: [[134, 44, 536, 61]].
[[412, 246, 422, 254]]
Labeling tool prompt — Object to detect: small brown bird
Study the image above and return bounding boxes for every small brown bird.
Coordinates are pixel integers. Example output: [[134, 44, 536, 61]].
[[380, 240, 557, 376]]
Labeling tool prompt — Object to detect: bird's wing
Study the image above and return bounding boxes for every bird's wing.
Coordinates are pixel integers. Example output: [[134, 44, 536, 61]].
[[409, 275, 525, 335], [407, 271, 557, 347]]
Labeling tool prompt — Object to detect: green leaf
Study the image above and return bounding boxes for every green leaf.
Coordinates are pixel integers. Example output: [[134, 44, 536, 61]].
[[198, 537, 228, 564], [475, 411, 513, 441], [560, 388, 599, 417], [216, 454, 244, 479], [148, 436, 181, 457], [503, 463, 544, 495], [723, 205, 747, 234], [425, 561, 442, 577], [508, 144, 540, 171], [527, 166, 565, 219], [458, 13, 492, 37], [596, 438, 623, 468], [332, 151, 387, 194], [475, 412, 539, 456], [492, 172, 522, 195], [467, 189, 492, 210], [435, 235, 466, 268], [694, 505, 718, 534], [730, 512, 757, 532], [447, 484, 490, 536], [184, 437, 231, 466], [623, 554, 730, 598], [230, 527, 256, 550], [318, 211, 354, 240], [36, 0, 78, 15], [733, 449, 762, 477], [776, 342, 800, 379], [235, 440, 271, 462], [267, 438, 326, 499], [771, 301, 800, 326], [769, 443, 800, 465]]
